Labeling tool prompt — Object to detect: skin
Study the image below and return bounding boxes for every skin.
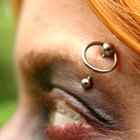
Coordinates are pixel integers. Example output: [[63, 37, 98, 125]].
[[0, 0, 140, 139]]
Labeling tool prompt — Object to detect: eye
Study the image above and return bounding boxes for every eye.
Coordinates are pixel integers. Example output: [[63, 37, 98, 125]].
[[30, 63, 120, 132], [41, 86, 122, 140], [43, 87, 117, 129], [24, 55, 123, 139]]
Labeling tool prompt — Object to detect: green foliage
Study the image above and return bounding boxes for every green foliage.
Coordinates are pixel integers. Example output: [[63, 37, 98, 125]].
[[0, 0, 16, 100], [0, 0, 17, 127], [0, 101, 17, 127]]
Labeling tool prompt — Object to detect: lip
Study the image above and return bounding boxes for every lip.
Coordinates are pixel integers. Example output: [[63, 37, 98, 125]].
[[43, 88, 109, 140]]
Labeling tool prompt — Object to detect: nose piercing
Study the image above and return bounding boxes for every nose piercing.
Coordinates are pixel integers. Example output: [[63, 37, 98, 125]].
[[81, 42, 118, 89]]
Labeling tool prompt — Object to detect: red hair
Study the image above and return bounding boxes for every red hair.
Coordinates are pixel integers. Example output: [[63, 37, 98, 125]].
[[87, 0, 140, 54]]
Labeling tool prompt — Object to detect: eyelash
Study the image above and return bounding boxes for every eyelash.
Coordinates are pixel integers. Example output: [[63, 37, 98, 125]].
[[42, 87, 117, 132]]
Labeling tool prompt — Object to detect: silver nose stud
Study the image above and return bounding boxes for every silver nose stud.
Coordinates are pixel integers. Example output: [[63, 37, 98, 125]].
[[81, 42, 118, 89]]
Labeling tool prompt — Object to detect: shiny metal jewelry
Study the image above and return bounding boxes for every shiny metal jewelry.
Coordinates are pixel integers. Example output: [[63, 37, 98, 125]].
[[81, 42, 117, 89]]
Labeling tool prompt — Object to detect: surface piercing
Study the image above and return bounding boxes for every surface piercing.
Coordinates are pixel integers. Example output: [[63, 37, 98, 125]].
[[81, 42, 118, 89]]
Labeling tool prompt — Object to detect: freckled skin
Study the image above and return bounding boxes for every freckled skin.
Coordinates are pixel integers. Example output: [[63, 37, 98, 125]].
[[0, 0, 140, 140]]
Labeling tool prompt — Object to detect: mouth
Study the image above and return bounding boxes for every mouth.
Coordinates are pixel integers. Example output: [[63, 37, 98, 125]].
[[43, 88, 110, 140]]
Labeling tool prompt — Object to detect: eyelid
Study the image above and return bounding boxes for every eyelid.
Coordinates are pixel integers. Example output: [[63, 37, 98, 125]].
[[66, 90, 116, 127], [43, 87, 117, 131]]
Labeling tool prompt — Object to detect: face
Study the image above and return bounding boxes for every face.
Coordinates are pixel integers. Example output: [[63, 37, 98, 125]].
[[0, 0, 140, 140]]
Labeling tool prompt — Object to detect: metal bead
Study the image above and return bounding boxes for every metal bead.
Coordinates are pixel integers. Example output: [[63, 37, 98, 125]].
[[81, 76, 93, 89], [102, 43, 115, 57]]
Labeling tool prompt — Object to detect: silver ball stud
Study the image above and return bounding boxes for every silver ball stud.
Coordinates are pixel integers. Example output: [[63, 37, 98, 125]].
[[81, 76, 93, 89], [102, 43, 115, 57]]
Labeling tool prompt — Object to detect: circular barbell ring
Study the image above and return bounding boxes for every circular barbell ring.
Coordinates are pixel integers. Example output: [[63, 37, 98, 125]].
[[82, 42, 117, 73]]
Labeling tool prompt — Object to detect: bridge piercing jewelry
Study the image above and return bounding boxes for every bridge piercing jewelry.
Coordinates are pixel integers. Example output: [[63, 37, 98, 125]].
[[81, 42, 118, 89]]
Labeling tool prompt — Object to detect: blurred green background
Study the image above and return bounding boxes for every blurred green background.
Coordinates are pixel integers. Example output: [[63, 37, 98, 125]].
[[0, 0, 17, 127]]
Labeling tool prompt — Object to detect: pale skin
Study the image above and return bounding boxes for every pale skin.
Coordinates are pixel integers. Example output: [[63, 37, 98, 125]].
[[0, 0, 140, 139]]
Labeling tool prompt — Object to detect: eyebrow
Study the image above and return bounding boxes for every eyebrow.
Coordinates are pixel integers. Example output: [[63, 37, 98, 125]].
[[19, 49, 84, 92], [20, 46, 120, 86], [20, 43, 128, 99], [19, 48, 88, 79], [20, 41, 113, 77]]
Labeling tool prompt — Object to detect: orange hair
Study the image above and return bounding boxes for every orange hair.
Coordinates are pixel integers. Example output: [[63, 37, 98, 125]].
[[87, 0, 140, 54], [13, 0, 140, 54]]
